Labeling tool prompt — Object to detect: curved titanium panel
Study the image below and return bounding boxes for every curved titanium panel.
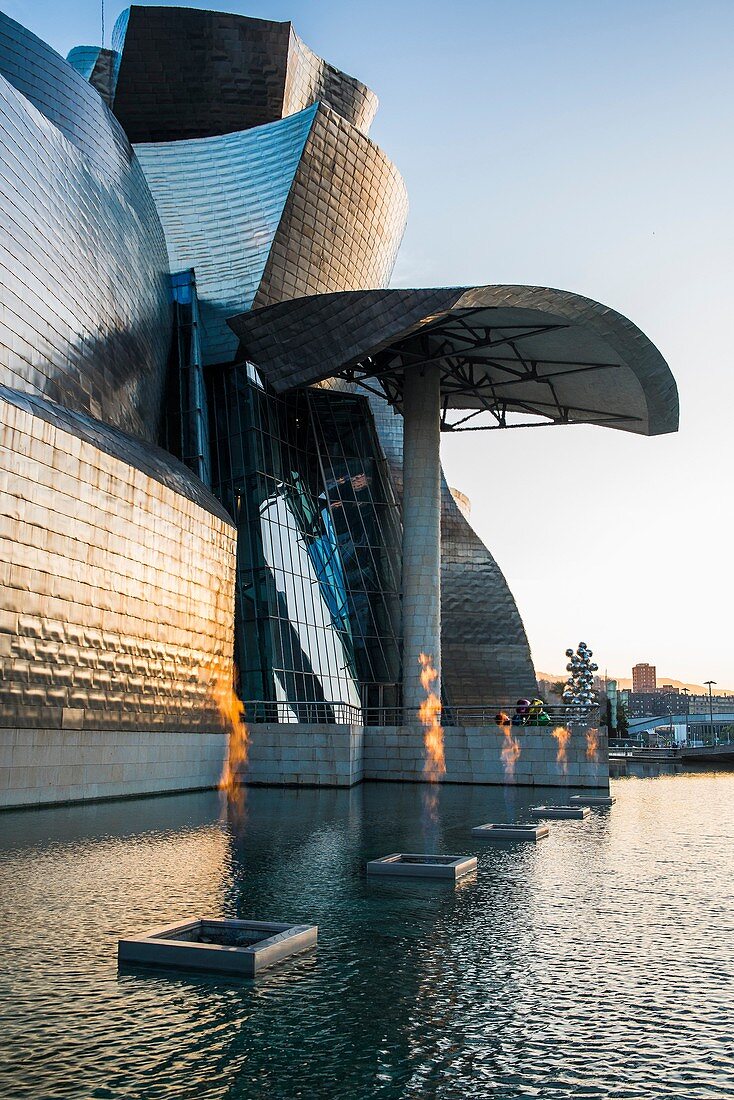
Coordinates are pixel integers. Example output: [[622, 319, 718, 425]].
[[66, 46, 115, 106], [135, 107, 318, 366], [230, 285, 679, 436], [0, 388, 236, 734], [253, 105, 408, 309], [362, 389, 536, 704], [2, 13, 135, 184], [136, 104, 407, 366], [284, 28, 377, 134], [109, 5, 376, 142], [1, 385, 231, 525], [0, 15, 170, 442]]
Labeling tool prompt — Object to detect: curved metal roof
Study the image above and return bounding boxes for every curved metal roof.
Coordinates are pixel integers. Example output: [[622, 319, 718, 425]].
[[228, 285, 679, 435]]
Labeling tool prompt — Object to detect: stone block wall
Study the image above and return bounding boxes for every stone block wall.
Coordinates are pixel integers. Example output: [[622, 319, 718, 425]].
[[244, 723, 607, 789], [0, 728, 226, 808], [246, 723, 364, 787], [363, 726, 608, 788], [0, 723, 608, 809]]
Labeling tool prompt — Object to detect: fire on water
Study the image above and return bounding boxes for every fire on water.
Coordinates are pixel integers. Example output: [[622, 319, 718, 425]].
[[501, 724, 521, 781], [214, 671, 249, 811], [551, 725, 571, 775], [418, 652, 445, 783]]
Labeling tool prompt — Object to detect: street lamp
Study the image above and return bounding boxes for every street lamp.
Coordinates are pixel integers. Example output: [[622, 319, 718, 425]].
[[704, 680, 717, 745], [681, 687, 690, 745]]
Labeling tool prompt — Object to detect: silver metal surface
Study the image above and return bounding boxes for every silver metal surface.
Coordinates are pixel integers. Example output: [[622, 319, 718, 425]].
[[135, 103, 407, 366], [106, 5, 377, 142], [0, 13, 171, 442], [0, 389, 236, 733], [229, 286, 679, 437]]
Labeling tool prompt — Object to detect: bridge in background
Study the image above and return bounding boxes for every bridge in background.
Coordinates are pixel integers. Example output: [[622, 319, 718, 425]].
[[611, 711, 734, 762]]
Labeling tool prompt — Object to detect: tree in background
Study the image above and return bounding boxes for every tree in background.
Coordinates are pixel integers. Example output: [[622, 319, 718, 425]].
[[617, 701, 629, 736]]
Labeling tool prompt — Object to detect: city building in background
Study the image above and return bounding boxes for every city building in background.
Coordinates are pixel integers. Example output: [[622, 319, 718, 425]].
[[0, 5, 679, 803], [633, 663, 657, 693]]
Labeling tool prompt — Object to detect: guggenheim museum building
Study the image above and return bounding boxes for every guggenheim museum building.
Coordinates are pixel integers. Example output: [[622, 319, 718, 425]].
[[0, 6, 678, 804]]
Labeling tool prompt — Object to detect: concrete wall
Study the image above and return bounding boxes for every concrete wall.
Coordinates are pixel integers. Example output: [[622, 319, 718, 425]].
[[363, 726, 608, 788], [247, 724, 364, 787], [0, 723, 608, 809], [0, 728, 226, 808], [246, 723, 608, 789]]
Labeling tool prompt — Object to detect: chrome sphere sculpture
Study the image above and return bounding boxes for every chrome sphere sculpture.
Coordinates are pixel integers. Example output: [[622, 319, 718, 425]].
[[562, 642, 598, 713]]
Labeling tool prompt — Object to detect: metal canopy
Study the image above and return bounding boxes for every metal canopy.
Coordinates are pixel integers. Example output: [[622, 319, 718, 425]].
[[228, 285, 679, 435]]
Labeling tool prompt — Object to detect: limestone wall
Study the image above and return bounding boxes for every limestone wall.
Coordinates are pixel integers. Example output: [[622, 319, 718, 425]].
[[0, 723, 608, 809], [363, 726, 608, 788], [0, 727, 226, 808], [246, 723, 607, 789], [247, 724, 364, 787]]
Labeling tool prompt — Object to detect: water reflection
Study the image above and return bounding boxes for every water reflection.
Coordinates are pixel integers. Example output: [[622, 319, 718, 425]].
[[0, 772, 732, 1099]]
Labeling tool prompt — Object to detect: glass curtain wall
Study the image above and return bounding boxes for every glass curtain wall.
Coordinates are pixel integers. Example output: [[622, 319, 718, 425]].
[[208, 364, 401, 721]]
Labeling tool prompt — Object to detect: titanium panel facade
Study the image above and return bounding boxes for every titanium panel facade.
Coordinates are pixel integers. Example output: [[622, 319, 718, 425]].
[[254, 106, 408, 308], [66, 46, 115, 106], [283, 27, 377, 134], [134, 107, 317, 366], [135, 103, 407, 365], [230, 287, 679, 437], [1, 3, 547, 730], [0, 14, 170, 442], [0, 387, 236, 734], [108, 5, 377, 143]]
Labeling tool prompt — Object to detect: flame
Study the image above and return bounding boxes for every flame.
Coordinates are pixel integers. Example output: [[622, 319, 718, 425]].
[[418, 652, 445, 783], [586, 727, 599, 763], [501, 725, 521, 781], [214, 669, 248, 823], [551, 725, 571, 775]]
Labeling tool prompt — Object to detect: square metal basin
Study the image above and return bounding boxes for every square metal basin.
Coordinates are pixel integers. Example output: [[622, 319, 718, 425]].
[[530, 805, 590, 820], [471, 822, 550, 841], [118, 918, 317, 977], [366, 853, 477, 880], [570, 795, 616, 807]]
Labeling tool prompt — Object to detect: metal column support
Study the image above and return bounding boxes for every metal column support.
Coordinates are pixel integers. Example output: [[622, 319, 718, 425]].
[[401, 363, 441, 715]]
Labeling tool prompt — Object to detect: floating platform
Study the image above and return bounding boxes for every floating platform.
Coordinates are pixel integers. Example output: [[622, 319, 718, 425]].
[[471, 823, 549, 841], [118, 918, 318, 977], [570, 795, 616, 807], [366, 853, 477, 880], [531, 805, 590, 820]]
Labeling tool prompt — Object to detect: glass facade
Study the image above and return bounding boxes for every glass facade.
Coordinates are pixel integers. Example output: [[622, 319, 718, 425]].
[[208, 366, 402, 718]]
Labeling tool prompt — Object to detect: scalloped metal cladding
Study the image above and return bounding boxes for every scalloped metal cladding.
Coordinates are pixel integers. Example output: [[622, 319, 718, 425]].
[[0, 4, 678, 776], [0, 390, 236, 735], [106, 5, 377, 142], [0, 13, 170, 442]]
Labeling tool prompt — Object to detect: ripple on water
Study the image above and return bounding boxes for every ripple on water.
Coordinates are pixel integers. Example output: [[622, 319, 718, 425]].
[[0, 773, 733, 1099]]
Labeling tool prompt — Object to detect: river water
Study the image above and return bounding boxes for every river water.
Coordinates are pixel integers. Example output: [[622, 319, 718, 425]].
[[0, 769, 732, 1099]]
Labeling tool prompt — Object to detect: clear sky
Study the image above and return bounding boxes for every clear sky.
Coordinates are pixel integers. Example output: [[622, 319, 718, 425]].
[[9, 0, 734, 684]]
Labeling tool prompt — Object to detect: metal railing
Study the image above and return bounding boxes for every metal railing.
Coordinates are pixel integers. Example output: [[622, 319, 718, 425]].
[[242, 699, 601, 728]]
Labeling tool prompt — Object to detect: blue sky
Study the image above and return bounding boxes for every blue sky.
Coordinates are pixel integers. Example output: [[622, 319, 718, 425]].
[[10, 0, 734, 683]]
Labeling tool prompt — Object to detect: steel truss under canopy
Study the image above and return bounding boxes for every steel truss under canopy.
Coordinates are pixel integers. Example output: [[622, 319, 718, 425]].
[[336, 312, 636, 432], [228, 286, 680, 438]]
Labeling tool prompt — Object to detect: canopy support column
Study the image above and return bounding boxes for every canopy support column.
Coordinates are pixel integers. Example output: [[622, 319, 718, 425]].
[[401, 363, 441, 715]]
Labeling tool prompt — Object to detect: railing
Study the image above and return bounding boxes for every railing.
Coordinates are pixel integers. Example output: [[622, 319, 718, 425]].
[[242, 700, 363, 725], [242, 699, 601, 728]]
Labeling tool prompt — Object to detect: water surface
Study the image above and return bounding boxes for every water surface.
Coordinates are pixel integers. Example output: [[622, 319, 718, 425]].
[[1, 772, 732, 1099]]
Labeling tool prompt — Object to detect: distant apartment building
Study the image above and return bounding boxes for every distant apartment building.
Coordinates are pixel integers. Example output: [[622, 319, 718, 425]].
[[632, 663, 657, 693], [659, 684, 679, 694]]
